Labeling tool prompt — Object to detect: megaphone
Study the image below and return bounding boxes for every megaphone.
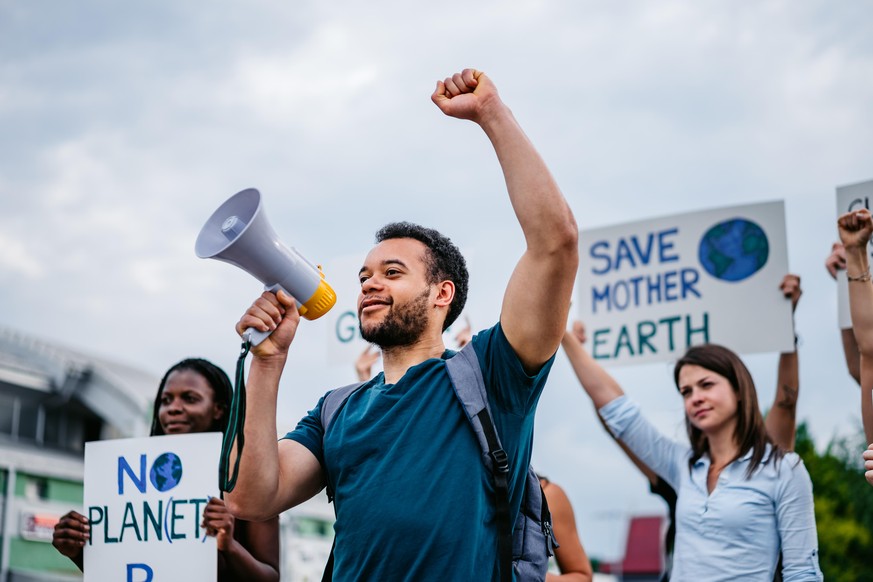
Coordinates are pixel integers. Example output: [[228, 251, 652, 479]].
[[195, 188, 336, 346]]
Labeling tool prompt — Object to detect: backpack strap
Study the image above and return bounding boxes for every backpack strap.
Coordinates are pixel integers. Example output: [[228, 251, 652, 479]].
[[319, 380, 366, 582], [445, 342, 513, 582], [320, 381, 366, 504], [321, 382, 366, 435]]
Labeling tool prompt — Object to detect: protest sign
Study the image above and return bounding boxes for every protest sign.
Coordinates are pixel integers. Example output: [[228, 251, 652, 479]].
[[835, 179, 873, 329], [577, 201, 793, 366], [83, 432, 220, 582], [324, 253, 371, 366]]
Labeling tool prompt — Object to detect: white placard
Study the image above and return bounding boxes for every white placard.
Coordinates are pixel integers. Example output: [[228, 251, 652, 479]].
[[835, 179, 873, 329], [83, 433, 220, 582], [323, 254, 372, 367], [577, 201, 793, 366]]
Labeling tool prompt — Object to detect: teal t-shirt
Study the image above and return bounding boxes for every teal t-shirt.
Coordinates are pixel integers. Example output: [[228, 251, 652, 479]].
[[283, 323, 554, 581]]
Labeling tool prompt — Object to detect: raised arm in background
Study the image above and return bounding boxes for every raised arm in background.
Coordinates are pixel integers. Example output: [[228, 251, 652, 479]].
[[842, 328, 862, 386], [432, 69, 578, 373], [826, 242, 862, 385], [559, 320, 684, 500], [765, 274, 802, 451], [566, 321, 659, 483], [560, 321, 624, 409], [837, 209, 873, 449], [355, 345, 381, 382]]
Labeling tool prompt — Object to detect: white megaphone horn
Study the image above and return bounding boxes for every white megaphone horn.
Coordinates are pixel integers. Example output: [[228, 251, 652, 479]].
[[195, 188, 337, 346]]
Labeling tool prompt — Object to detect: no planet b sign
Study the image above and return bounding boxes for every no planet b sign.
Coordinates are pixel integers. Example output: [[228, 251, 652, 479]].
[[83, 433, 220, 582], [578, 201, 794, 366]]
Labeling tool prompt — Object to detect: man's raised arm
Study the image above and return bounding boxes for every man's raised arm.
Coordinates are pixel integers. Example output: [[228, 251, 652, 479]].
[[432, 69, 578, 372], [224, 290, 325, 521]]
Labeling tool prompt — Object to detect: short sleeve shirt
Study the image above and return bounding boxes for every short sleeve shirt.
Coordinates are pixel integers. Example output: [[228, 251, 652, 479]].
[[283, 323, 554, 581]]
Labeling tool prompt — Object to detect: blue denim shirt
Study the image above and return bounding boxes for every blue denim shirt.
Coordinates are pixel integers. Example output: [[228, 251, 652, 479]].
[[600, 395, 822, 582]]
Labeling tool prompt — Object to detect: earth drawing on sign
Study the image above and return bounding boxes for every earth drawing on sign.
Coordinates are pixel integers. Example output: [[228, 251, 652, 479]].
[[150, 452, 183, 492], [698, 218, 769, 282]]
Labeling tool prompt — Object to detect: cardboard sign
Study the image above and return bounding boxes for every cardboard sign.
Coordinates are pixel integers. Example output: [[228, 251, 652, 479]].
[[835, 179, 873, 329], [577, 201, 793, 366], [83, 433, 220, 582], [323, 254, 372, 367]]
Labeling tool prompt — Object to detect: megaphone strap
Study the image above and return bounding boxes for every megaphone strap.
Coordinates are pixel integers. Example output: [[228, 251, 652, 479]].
[[219, 341, 250, 492]]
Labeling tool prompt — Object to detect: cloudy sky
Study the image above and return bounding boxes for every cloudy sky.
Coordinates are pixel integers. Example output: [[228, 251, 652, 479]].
[[2, 0, 872, 560]]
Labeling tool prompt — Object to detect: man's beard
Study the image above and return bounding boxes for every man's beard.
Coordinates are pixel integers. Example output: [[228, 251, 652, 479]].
[[359, 286, 431, 348]]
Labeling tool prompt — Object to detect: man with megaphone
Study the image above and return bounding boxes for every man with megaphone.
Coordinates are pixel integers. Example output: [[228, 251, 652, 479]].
[[226, 68, 579, 581]]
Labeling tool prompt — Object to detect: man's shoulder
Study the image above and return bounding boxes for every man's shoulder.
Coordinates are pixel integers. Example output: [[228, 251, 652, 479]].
[[321, 375, 385, 423], [468, 322, 507, 356]]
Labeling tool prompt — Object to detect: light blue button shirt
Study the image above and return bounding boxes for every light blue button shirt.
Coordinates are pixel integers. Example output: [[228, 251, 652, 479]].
[[600, 395, 822, 582]]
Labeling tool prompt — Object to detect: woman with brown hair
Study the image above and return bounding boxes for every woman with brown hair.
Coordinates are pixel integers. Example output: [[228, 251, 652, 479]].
[[562, 335, 821, 581]]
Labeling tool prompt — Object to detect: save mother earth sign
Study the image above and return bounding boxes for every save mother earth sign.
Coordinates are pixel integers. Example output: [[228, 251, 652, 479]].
[[577, 201, 793, 366]]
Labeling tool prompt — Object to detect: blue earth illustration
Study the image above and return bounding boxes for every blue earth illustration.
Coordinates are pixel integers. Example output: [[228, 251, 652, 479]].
[[149, 452, 183, 492], [698, 218, 769, 282]]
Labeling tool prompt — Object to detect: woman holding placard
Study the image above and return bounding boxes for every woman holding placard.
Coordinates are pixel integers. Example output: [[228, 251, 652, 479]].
[[562, 331, 821, 580], [52, 358, 280, 581], [836, 207, 873, 485]]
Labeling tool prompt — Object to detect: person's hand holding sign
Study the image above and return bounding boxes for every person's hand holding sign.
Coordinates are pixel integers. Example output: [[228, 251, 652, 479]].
[[779, 274, 802, 313], [826, 242, 848, 279], [52, 510, 89, 569], [202, 497, 236, 552]]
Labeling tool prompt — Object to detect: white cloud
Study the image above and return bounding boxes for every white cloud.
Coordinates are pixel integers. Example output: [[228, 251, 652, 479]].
[[0, 231, 44, 278]]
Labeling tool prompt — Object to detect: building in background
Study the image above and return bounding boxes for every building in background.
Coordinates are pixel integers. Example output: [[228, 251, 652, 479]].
[[0, 326, 343, 582], [280, 492, 335, 581], [0, 326, 156, 582]]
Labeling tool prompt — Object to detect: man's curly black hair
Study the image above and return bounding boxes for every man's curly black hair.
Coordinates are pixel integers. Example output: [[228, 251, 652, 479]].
[[374, 222, 468, 330]]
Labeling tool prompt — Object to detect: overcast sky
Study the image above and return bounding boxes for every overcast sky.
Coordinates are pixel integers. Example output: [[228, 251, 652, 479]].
[[2, 0, 872, 560]]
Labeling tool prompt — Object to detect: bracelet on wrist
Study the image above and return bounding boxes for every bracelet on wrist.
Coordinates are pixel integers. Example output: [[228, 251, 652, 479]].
[[847, 268, 872, 282]]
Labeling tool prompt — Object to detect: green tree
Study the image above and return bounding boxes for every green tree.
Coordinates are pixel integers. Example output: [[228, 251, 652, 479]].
[[795, 423, 873, 581]]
